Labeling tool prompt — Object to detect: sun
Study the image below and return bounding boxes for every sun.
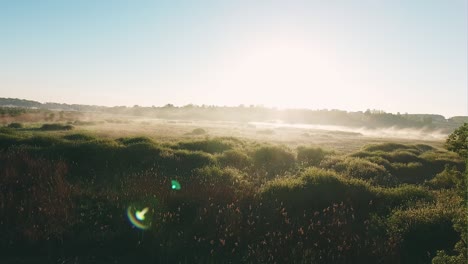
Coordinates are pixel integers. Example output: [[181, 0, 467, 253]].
[[204, 34, 346, 109]]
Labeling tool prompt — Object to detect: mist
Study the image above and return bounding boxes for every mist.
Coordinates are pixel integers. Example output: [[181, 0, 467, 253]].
[[250, 121, 449, 140]]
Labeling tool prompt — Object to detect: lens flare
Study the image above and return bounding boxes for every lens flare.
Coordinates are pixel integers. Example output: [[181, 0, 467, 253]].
[[171, 180, 181, 190], [127, 206, 151, 230], [136, 207, 149, 221]]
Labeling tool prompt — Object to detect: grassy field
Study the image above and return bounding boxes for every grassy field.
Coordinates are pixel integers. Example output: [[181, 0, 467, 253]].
[[0, 115, 466, 263]]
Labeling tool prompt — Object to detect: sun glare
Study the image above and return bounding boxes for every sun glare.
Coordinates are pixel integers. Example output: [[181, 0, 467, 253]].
[[205, 35, 348, 109]]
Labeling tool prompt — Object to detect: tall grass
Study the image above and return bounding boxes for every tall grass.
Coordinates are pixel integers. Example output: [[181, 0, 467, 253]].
[[0, 131, 465, 263]]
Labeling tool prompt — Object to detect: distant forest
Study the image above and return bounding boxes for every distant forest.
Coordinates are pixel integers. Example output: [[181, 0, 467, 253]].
[[0, 97, 466, 132]]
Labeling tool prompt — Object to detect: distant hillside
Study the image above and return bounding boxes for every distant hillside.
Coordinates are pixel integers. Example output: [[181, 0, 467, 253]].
[[0, 97, 105, 112], [0, 97, 466, 132]]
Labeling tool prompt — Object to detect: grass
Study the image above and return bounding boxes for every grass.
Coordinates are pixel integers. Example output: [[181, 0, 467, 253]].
[[0, 122, 465, 263]]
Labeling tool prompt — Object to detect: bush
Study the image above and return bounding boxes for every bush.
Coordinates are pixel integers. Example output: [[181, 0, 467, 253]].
[[21, 135, 65, 147], [39, 123, 74, 131], [387, 206, 459, 263], [190, 128, 206, 135], [414, 144, 435, 152], [321, 156, 394, 186], [390, 162, 426, 184], [297, 146, 329, 167], [427, 165, 464, 190], [191, 166, 249, 192], [319, 156, 347, 171], [385, 150, 421, 163], [217, 149, 252, 169], [7, 122, 23, 129], [0, 149, 72, 246], [175, 138, 232, 154], [261, 168, 376, 213], [344, 158, 394, 185], [363, 143, 418, 153], [259, 168, 431, 229], [252, 146, 295, 177], [359, 156, 393, 170], [116, 136, 154, 145], [378, 185, 433, 209], [166, 149, 216, 175], [445, 123, 468, 158], [63, 133, 96, 141], [0, 127, 15, 135], [432, 209, 468, 264]]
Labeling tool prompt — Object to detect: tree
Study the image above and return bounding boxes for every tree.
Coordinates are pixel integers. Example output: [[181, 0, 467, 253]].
[[433, 123, 468, 264], [446, 123, 468, 158]]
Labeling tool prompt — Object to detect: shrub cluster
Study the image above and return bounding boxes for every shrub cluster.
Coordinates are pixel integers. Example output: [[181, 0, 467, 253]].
[[0, 127, 465, 263]]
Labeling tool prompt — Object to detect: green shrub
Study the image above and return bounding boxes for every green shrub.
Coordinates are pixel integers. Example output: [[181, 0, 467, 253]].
[[297, 146, 329, 167], [63, 133, 96, 141], [354, 149, 421, 163], [386, 150, 421, 163], [252, 146, 295, 177], [120, 142, 164, 170], [388, 206, 459, 263], [432, 209, 468, 264], [7, 122, 23, 129], [319, 156, 347, 171], [217, 149, 252, 169], [427, 165, 464, 189], [378, 185, 434, 208], [261, 168, 375, 210], [175, 138, 232, 154], [360, 155, 393, 169], [261, 168, 340, 209], [21, 135, 65, 147], [349, 150, 374, 159], [344, 158, 394, 185], [419, 150, 464, 170], [0, 150, 72, 245], [190, 128, 206, 135], [116, 136, 154, 145], [344, 158, 387, 179], [168, 149, 216, 175], [321, 156, 394, 186], [390, 162, 426, 184], [191, 166, 249, 191], [0, 132, 23, 149], [445, 123, 468, 158], [414, 144, 435, 152], [0, 127, 15, 135], [363, 143, 418, 152], [39, 123, 74, 131]]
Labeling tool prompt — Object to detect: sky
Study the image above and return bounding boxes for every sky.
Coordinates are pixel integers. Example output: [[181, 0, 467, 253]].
[[0, 0, 467, 117]]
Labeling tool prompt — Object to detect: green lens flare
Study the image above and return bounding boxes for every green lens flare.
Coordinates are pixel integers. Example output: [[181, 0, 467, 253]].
[[135, 207, 148, 221], [127, 206, 150, 230], [171, 180, 181, 190]]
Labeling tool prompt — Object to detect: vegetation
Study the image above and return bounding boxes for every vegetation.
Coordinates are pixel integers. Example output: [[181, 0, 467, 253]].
[[189, 128, 207, 135], [1, 97, 467, 132], [0, 121, 466, 263], [39, 123, 74, 131], [6, 122, 23, 129], [446, 123, 468, 158]]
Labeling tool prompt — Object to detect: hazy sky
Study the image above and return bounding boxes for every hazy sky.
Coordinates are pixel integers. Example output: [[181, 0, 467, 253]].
[[0, 0, 467, 117]]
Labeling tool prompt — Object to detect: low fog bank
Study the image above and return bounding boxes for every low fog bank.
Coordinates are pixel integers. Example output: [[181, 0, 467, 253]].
[[1, 97, 466, 134], [250, 121, 448, 140]]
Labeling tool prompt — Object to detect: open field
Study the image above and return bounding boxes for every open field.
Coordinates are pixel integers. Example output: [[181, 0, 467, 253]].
[[0, 111, 447, 151], [2, 1, 467, 263], [0, 110, 466, 264]]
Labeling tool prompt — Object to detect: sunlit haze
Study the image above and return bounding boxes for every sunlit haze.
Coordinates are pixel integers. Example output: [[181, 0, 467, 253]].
[[1, 0, 467, 117]]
